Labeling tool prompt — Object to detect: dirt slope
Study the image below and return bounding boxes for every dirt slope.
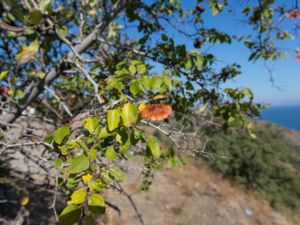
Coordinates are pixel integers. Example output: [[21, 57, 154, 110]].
[[102, 160, 298, 225]]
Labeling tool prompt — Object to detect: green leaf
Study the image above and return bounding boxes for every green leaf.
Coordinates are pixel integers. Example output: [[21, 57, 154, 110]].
[[142, 76, 152, 91], [129, 65, 136, 74], [151, 77, 163, 91], [98, 127, 112, 139], [162, 74, 172, 90], [66, 178, 77, 188], [116, 127, 129, 144], [88, 193, 106, 214], [242, 88, 253, 98], [195, 54, 204, 69], [168, 157, 180, 168], [121, 103, 138, 127], [29, 9, 43, 25], [15, 90, 25, 100], [161, 34, 168, 41], [68, 187, 87, 205], [184, 58, 192, 71], [52, 126, 70, 145], [108, 167, 125, 181], [68, 154, 90, 174], [89, 149, 97, 160], [59, 205, 81, 225], [227, 116, 235, 124], [105, 146, 117, 161], [0, 70, 9, 80], [136, 64, 147, 74], [84, 117, 100, 134], [208, 0, 223, 16], [54, 158, 63, 168], [59, 145, 68, 155], [130, 80, 140, 95], [148, 136, 161, 158], [100, 171, 113, 185], [107, 109, 120, 131]]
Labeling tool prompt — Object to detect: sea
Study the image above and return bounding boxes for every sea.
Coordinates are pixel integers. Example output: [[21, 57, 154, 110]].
[[260, 105, 300, 132]]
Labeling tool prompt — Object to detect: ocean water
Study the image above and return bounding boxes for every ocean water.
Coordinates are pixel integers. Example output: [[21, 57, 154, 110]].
[[261, 105, 300, 132]]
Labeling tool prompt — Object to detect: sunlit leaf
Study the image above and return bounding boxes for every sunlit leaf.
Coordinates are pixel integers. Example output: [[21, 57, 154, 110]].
[[121, 102, 138, 127], [68, 187, 87, 205], [105, 146, 117, 161], [68, 154, 90, 174], [107, 109, 120, 131], [84, 117, 100, 134], [88, 193, 106, 214], [148, 136, 161, 158], [108, 167, 125, 181], [89, 149, 97, 160], [52, 126, 70, 145], [0, 70, 9, 80]]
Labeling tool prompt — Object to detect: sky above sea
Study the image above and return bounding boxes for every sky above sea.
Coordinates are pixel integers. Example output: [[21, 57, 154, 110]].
[[167, 1, 300, 107]]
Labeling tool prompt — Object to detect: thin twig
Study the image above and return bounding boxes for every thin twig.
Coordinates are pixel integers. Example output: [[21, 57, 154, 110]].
[[116, 182, 145, 225], [73, 61, 105, 105], [141, 120, 180, 148], [49, 175, 59, 222], [45, 86, 73, 117]]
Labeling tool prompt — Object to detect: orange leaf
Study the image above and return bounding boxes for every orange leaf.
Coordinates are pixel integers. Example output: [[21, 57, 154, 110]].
[[140, 104, 172, 121]]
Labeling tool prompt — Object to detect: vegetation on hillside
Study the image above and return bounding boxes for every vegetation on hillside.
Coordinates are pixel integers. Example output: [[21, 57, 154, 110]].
[[202, 123, 300, 212]]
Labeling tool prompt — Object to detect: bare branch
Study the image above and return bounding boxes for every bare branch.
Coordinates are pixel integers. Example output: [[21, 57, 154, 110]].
[[72, 61, 105, 105], [45, 86, 73, 117]]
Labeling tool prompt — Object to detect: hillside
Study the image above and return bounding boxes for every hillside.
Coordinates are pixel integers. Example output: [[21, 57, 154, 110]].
[[102, 159, 298, 225]]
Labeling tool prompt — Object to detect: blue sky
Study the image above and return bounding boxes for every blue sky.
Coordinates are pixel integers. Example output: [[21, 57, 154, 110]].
[[170, 1, 300, 106]]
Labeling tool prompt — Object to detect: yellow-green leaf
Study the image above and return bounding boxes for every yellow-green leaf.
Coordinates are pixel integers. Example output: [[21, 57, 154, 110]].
[[98, 127, 112, 139], [136, 64, 147, 74], [108, 167, 125, 181], [68, 154, 89, 174], [107, 109, 120, 131], [52, 126, 70, 145], [84, 117, 100, 134], [89, 149, 97, 160], [105, 146, 117, 161], [129, 65, 136, 74], [68, 187, 87, 205], [88, 193, 106, 214], [0, 70, 9, 80], [121, 102, 138, 127], [148, 136, 161, 158]]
